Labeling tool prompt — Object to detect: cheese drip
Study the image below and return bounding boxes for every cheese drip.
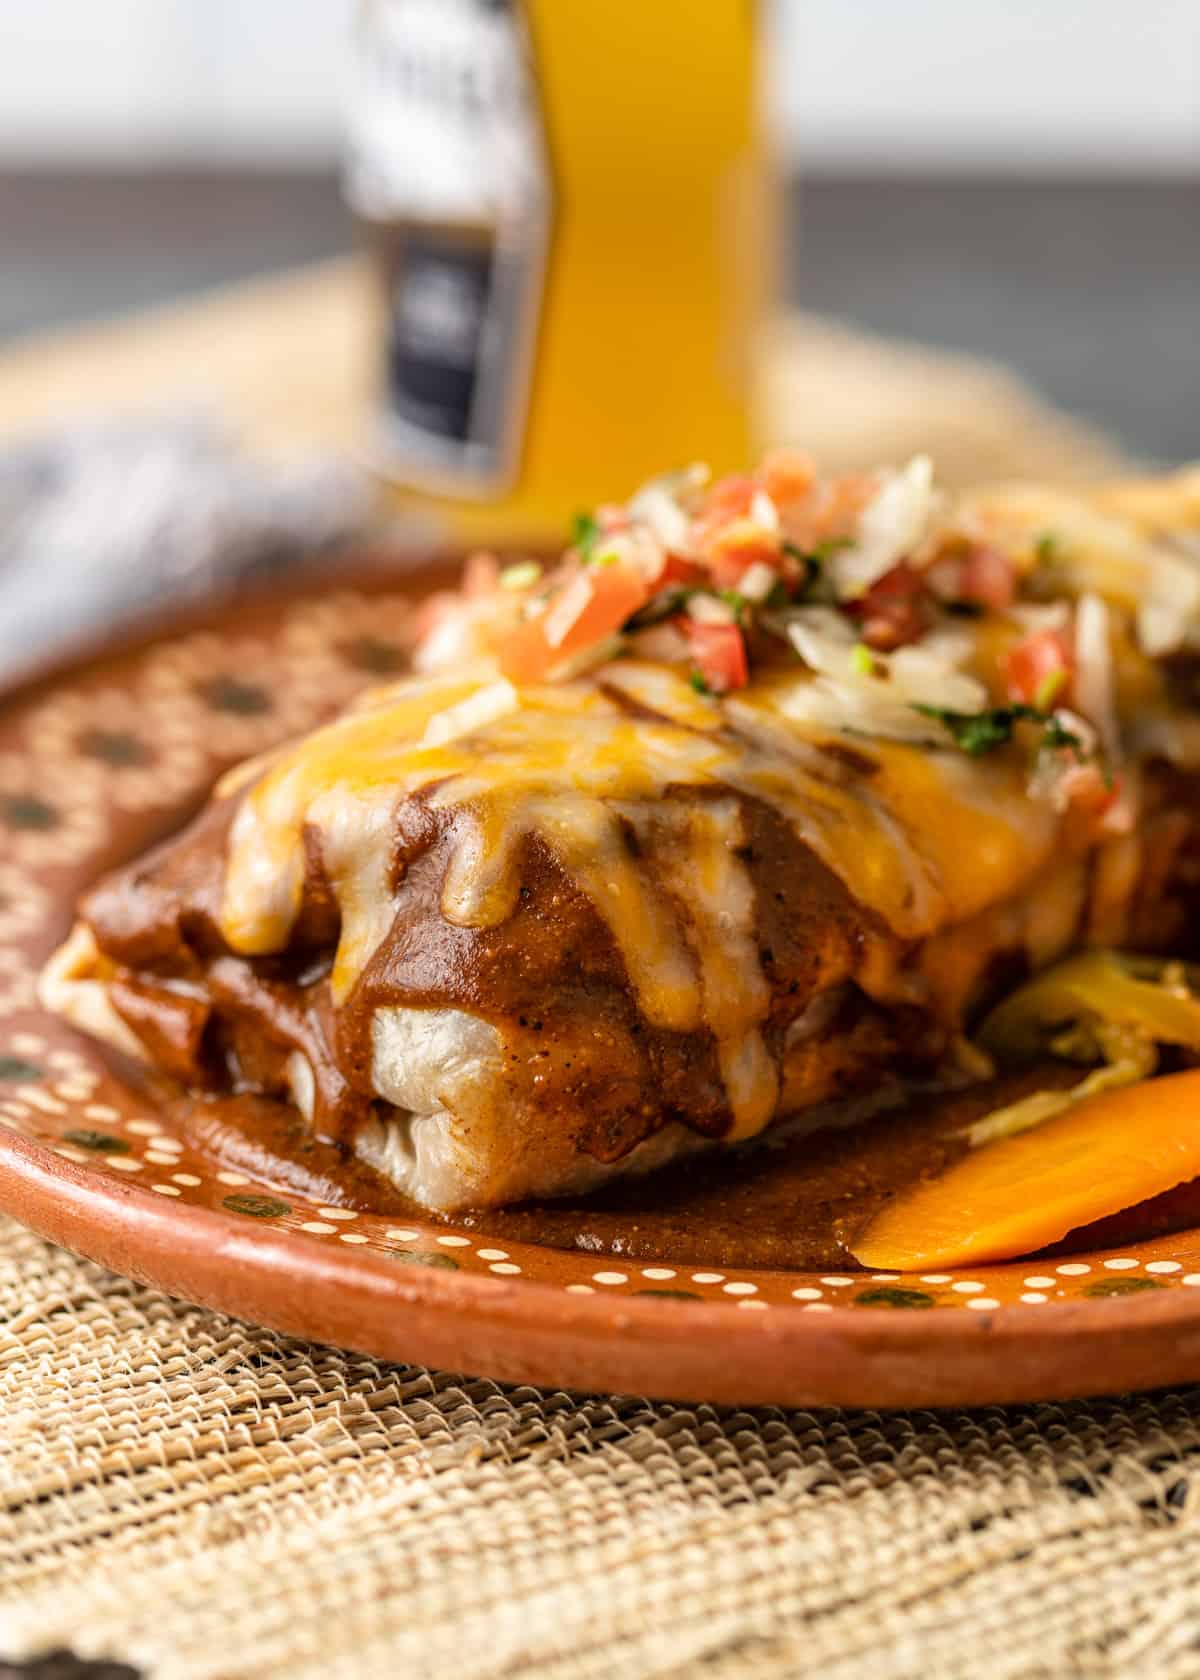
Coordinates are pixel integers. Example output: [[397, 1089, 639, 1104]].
[[219, 661, 1064, 1134]]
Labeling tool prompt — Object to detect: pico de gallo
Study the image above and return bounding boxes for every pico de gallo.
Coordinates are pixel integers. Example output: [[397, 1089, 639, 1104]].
[[414, 449, 1200, 829]]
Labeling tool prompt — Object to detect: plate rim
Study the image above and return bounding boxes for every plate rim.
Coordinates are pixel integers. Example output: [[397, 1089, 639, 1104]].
[[8, 1123, 1200, 1408]]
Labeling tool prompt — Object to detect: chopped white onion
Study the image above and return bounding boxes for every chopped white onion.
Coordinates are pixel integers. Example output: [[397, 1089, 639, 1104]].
[[783, 610, 987, 742], [739, 561, 778, 603], [831, 455, 936, 599], [627, 464, 708, 555], [685, 593, 738, 626], [1137, 542, 1200, 657], [626, 622, 690, 663], [749, 489, 781, 534], [1073, 592, 1118, 758]]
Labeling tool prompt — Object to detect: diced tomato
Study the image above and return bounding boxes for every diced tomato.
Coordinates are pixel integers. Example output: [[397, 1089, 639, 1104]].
[[658, 553, 707, 588], [705, 526, 782, 590], [847, 561, 929, 651], [957, 545, 1016, 611], [498, 560, 649, 683], [758, 448, 816, 508], [692, 476, 757, 554], [1004, 627, 1074, 707], [703, 474, 757, 521], [680, 619, 749, 694]]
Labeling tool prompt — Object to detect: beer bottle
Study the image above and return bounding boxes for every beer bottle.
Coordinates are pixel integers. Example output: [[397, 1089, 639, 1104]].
[[346, 1, 772, 543]]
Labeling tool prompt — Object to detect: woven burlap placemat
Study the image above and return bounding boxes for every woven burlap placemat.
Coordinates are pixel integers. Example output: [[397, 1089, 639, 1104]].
[[3, 1215, 1200, 1680]]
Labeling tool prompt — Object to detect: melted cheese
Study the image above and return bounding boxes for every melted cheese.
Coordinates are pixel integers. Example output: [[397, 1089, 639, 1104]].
[[219, 658, 1074, 1139]]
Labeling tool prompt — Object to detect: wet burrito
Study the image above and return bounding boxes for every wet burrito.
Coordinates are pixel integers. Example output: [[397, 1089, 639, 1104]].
[[41, 451, 1200, 1210]]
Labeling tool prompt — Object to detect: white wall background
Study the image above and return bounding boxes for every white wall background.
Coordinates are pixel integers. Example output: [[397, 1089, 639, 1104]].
[[0, 0, 1196, 173]]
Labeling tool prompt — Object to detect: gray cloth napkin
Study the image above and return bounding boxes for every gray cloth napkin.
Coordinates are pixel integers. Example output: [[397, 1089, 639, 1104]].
[[0, 413, 375, 687]]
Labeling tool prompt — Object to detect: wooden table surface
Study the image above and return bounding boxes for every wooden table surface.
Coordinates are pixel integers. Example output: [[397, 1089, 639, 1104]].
[[0, 170, 1196, 463]]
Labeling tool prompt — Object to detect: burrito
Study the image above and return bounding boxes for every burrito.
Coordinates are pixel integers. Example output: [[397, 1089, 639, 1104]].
[[41, 450, 1200, 1210]]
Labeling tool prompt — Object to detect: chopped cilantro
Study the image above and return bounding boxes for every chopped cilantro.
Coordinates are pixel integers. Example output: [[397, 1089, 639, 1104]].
[[850, 642, 877, 677], [765, 578, 793, 610], [1041, 711, 1086, 757], [915, 701, 1085, 760], [781, 534, 852, 598], [689, 669, 712, 695], [1035, 531, 1060, 566], [718, 589, 748, 622], [570, 510, 601, 560]]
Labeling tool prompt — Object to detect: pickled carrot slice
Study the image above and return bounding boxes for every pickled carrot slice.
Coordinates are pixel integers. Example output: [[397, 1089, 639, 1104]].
[[852, 1069, 1200, 1272]]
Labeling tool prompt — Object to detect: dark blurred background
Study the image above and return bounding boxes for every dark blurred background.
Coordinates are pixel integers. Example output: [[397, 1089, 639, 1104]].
[[0, 0, 1197, 461]]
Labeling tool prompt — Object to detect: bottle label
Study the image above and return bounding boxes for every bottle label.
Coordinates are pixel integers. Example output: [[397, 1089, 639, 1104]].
[[346, 0, 552, 493]]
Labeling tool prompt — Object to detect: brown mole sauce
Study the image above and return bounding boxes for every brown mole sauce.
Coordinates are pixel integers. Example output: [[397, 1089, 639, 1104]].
[[155, 1061, 1200, 1271]]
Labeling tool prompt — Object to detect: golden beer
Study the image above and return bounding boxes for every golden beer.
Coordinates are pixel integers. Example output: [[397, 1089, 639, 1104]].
[[347, 0, 771, 542]]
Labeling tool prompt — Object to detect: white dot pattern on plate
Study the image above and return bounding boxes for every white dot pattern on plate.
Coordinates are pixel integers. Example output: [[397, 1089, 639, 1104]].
[[920, 1274, 953, 1284], [476, 1249, 509, 1262], [1184, 1275, 1200, 1288], [1021, 1292, 1049, 1305], [1147, 1260, 1182, 1274], [691, 1272, 724, 1284], [171, 1173, 201, 1187], [489, 1262, 521, 1275], [1104, 1258, 1139, 1270], [150, 1184, 181, 1197], [820, 1276, 855, 1288], [1056, 1263, 1091, 1276], [436, 1235, 471, 1247], [591, 1271, 627, 1286], [106, 1156, 141, 1173], [952, 1281, 984, 1294], [215, 1172, 249, 1186], [385, 1229, 420, 1242], [300, 1222, 338, 1236], [966, 1297, 1000, 1311], [317, 1208, 357, 1221], [723, 1282, 757, 1297], [791, 1287, 823, 1301], [641, 1267, 676, 1281], [1024, 1276, 1055, 1289], [338, 1232, 369, 1245]]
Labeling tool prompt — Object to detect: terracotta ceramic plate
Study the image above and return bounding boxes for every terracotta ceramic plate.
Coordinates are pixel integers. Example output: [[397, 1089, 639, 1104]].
[[5, 569, 1200, 1409]]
